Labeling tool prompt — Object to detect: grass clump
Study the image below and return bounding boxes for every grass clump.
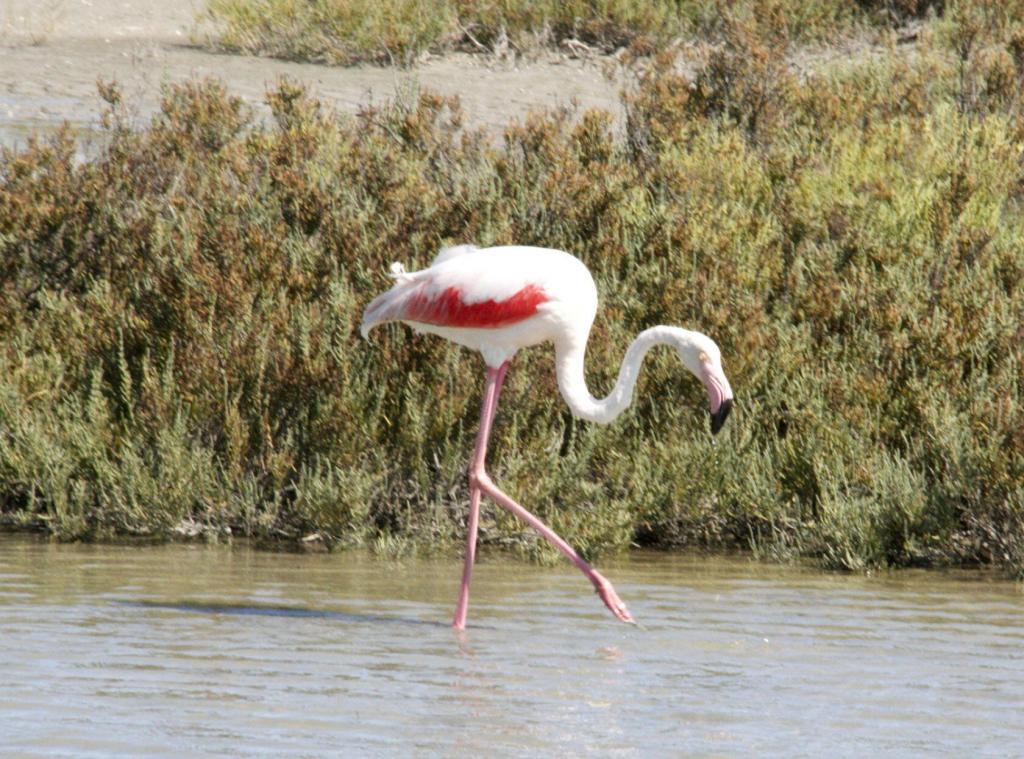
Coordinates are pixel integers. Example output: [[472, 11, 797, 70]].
[[198, 0, 939, 66], [2, 1, 1023, 574]]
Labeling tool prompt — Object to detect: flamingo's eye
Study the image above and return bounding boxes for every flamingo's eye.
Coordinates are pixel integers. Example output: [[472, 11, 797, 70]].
[[698, 351, 710, 364]]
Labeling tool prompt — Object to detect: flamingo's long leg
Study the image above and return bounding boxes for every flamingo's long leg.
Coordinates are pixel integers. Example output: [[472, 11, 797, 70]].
[[474, 473, 634, 624], [452, 362, 509, 630], [453, 363, 634, 628]]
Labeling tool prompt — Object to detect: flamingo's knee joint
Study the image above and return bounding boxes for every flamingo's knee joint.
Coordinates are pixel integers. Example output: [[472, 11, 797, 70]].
[[468, 468, 491, 491]]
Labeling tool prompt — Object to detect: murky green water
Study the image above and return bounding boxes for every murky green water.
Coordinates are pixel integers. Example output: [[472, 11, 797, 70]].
[[1, 535, 1021, 756]]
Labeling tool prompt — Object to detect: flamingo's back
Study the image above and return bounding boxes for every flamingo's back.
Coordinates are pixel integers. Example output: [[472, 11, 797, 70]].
[[361, 249, 550, 336], [360, 245, 598, 361]]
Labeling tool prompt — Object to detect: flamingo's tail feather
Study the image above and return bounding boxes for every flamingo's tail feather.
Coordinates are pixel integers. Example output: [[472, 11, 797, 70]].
[[389, 261, 412, 282], [361, 262, 421, 339]]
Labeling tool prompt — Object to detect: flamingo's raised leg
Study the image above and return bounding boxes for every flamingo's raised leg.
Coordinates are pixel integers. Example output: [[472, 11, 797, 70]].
[[452, 362, 635, 630]]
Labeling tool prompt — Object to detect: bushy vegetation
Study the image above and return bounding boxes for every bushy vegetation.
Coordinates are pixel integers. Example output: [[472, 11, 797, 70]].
[[2, 2, 1023, 574], [198, 0, 940, 65]]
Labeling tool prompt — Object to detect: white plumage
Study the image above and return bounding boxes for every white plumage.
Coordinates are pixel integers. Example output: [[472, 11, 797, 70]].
[[362, 245, 596, 367]]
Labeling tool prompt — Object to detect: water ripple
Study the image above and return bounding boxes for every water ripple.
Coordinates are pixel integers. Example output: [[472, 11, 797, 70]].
[[1, 537, 1022, 756]]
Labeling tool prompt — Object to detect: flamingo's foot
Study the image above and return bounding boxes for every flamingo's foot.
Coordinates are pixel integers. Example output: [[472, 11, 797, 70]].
[[592, 572, 635, 624]]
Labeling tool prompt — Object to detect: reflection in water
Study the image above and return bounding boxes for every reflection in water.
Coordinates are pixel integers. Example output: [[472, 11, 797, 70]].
[[117, 599, 449, 627], [1, 536, 1022, 756]]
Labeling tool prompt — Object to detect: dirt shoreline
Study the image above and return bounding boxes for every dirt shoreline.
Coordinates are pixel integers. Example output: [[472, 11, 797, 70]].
[[0, 0, 623, 149]]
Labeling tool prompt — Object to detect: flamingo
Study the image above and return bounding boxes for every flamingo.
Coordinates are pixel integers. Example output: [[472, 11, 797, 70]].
[[361, 245, 734, 629]]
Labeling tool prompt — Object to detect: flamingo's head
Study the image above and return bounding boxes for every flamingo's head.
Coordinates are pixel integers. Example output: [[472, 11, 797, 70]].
[[674, 330, 734, 435]]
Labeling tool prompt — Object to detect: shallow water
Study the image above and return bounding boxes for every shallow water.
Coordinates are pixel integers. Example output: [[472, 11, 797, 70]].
[[1, 536, 1021, 757], [0, 91, 122, 166]]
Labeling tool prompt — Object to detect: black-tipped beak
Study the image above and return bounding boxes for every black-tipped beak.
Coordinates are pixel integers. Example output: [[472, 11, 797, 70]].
[[710, 398, 733, 435]]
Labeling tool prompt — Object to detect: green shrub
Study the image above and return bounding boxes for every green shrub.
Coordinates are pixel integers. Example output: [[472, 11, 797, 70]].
[[198, 0, 925, 66]]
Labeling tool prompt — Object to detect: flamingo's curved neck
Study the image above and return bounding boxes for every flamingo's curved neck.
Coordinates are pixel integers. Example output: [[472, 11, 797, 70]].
[[554, 326, 687, 425]]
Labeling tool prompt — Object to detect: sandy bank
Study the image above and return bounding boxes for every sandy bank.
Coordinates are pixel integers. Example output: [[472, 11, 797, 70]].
[[0, 0, 622, 148]]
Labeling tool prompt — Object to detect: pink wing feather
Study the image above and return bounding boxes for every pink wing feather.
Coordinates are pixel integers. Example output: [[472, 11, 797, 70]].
[[361, 251, 550, 337]]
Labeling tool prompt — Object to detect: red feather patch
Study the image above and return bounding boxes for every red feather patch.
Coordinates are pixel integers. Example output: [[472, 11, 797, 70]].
[[404, 284, 548, 328]]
